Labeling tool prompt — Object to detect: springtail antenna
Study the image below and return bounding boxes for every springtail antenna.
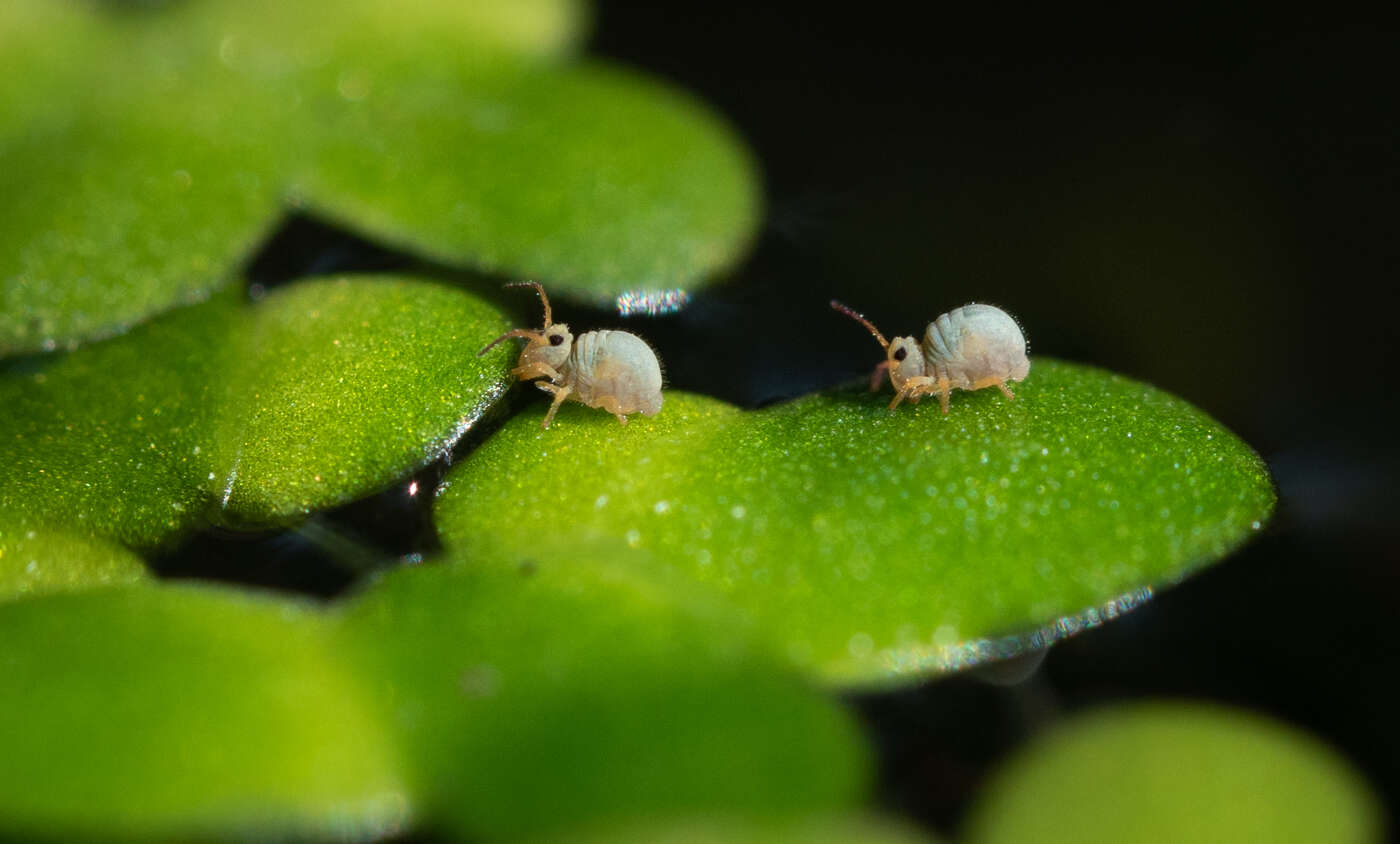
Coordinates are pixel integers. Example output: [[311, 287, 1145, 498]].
[[478, 329, 544, 356], [506, 281, 551, 329], [830, 300, 889, 349]]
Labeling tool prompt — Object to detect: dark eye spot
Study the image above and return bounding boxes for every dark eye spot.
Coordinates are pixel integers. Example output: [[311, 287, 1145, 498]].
[[549, 334, 564, 346], [893, 346, 908, 361]]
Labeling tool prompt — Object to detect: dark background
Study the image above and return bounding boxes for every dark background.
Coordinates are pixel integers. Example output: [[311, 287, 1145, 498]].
[[169, 4, 1400, 838], [584, 5, 1400, 836]]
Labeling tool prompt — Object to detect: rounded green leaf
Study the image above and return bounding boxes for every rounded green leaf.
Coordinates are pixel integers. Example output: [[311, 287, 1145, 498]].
[[0, 275, 512, 582], [335, 556, 870, 841], [963, 702, 1382, 844], [436, 361, 1275, 686], [295, 60, 760, 308], [0, 584, 412, 841], [0, 286, 241, 555], [209, 276, 513, 524], [0, 72, 286, 356]]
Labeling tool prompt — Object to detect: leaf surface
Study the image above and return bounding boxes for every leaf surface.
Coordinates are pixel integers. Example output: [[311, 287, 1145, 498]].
[[437, 361, 1276, 686]]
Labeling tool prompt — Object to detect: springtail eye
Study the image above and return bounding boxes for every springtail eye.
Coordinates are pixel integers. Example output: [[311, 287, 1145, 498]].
[[893, 346, 908, 361], [549, 334, 565, 346]]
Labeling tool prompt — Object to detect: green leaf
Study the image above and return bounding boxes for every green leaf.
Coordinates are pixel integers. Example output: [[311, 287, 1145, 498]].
[[209, 277, 513, 524], [295, 60, 760, 308], [0, 89, 283, 355], [436, 361, 1276, 686], [2, 0, 757, 353], [0, 276, 512, 587], [0, 285, 240, 554], [335, 556, 870, 841], [0, 584, 411, 841], [962, 702, 1382, 844]]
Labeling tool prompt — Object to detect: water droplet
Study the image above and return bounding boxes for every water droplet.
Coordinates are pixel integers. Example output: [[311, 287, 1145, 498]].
[[847, 633, 875, 658], [730, 505, 746, 519], [933, 624, 960, 648], [458, 664, 500, 698], [625, 528, 641, 548], [337, 69, 371, 101]]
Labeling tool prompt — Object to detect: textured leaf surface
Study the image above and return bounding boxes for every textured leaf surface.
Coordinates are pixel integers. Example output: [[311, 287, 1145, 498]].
[[436, 361, 1275, 686], [0, 584, 411, 841], [963, 703, 1382, 844], [0, 286, 240, 561], [0, 276, 511, 596], [335, 557, 870, 841], [210, 277, 513, 523]]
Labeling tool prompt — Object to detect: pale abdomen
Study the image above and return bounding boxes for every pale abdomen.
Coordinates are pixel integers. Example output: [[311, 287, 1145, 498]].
[[567, 330, 664, 415], [923, 303, 1030, 387]]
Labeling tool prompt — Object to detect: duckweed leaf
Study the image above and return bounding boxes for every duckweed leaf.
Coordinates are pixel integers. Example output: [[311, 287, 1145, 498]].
[[963, 702, 1382, 844], [0, 276, 512, 582], [0, 286, 240, 557], [0, 584, 411, 841], [436, 361, 1275, 686], [2, 0, 756, 353], [295, 60, 760, 308], [0, 0, 582, 355], [0, 53, 287, 355], [335, 556, 870, 841], [210, 277, 513, 524]]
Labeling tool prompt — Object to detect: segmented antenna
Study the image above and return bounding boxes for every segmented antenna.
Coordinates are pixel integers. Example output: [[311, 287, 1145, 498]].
[[830, 300, 889, 349], [506, 281, 552, 329], [478, 329, 544, 356]]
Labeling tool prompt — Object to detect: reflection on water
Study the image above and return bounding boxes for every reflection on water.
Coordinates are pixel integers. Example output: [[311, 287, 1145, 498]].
[[616, 289, 690, 316]]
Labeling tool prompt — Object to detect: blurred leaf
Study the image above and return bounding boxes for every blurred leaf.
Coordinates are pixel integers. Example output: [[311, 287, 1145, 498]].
[[0, 276, 511, 595], [295, 60, 760, 308], [2, 0, 757, 353], [335, 556, 870, 841], [0, 584, 412, 841], [0, 86, 284, 355], [0, 528, 148, 602], [550, 813, 939, 843], [962, 702, 1382, 844], [436, 362, 1275, 686]]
